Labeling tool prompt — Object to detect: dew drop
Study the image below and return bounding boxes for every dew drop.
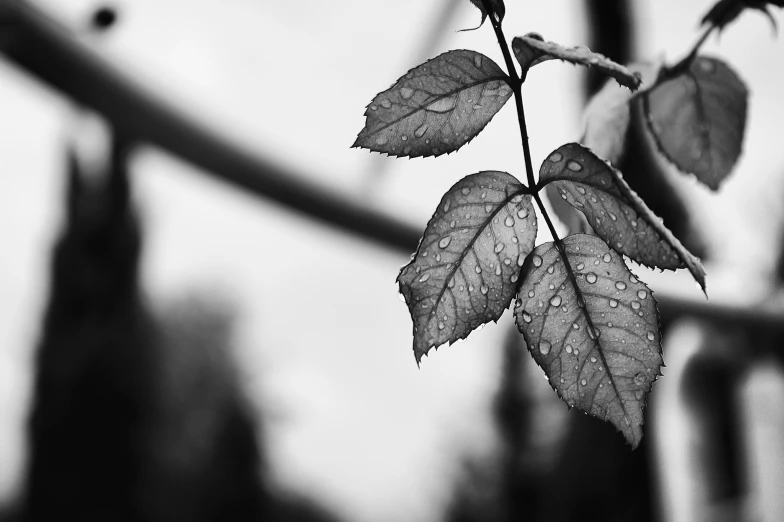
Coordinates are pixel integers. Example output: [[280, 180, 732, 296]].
[[443, 200, 451, 213], [468, 284, 474, 292], [522, 312, 532, 323], [400, 86, 415, 99], [426, 96, 457, 113], [517, 208, 529, 219], [415, 124, 429, 138], [484, 203, 494, 213], [609, 299, 618, 308], [438, 321, 445, 330], [380, 99, 392, 109], [637, 289, 648, 299], [550, 296, 562, 307], [439, 236, 452, 249], [581, 378, 587, 386], [461, 187, 470, 196], [518, 256, 525, 267], [510, 274, 518, 283], [547, 265, 555, 274], [494, 243, 504, 254], [615, 281, 627, 290], [436, 253, 441, 262], [603, 253, 612, 263], [590, 356, 597, 363], [480, 284, 489, 295], [566, 345, 573, 354], [532, 255, 543, 267], [504, 258, 512, 266], [586, 273, 598, 284], [539, 341, 552, 355], [572, 323, 580, 330], [419, 273, 431, 283], [631, 301, 641, 310], [576, 262, 585, 271], [473, 54, 483, 68], [567, 160, 582, 172], [495, 265, 502, 276], [549, 152, 563, 162], [401, 135, 408, 141], [370, 105, 378, 111], [609, 213, 617, 222], [647, 331, 655, 341], [475, 265, 482, 274], [587, 325, 600, 340], [504, 216, 515, 227], [629, 275, 638, 283], [528, 290, 535, 298]]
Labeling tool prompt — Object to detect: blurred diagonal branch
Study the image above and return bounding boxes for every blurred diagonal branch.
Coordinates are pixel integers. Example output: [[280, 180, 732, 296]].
[[1, 0, 784, 337], [0, 0, 421, 252]]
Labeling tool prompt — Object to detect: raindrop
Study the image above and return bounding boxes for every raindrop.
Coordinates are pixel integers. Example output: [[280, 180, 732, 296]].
[[461, 187, 470, 196], [510, 274, 518, 283], [504, 216, 515, 227], [647, 331, 655, 341], [370, 105, 378, 111], [439, 236, 452, 249], [480, 191, 487, 199], [587, 325, 600, 340], [567, 161, 582, 172], [631, 301, 641, 310], [572, 323, 580, 330], [515, 298, 522, 308], [403, 147, 411, 155], [539, 341, 552, 355], [532, 255, 543, 267], [581, 378, 587, 386], [576, 262, 585, 271], [615, 281, 627, 290], [419, 273, 431, 283], [550, 296, 562, 307], [400, 87, 415, 99], [438, 322, 445, 330], [547, 265, 555, 274], [609, 213, 617, 222], [480, 284, 489, 295], [549, 152, 563, 162], [375, 135, 388, 145], [473, 54, 483, 68], [517, 208, 529, 219], [633, 373, 645, 386], [443, 200, 451, 212], [380, 99, 392, 109], [475, 265, 482, 274], [566, 345, 573, 354], [468, 284, 474, 292], [590, 356, 597, 363], [528, 290, 535, 298], [436, 253, 441, 262], [517, 257, 525, 267], [637, 289, 648, 299], [494, 243, 504, 254], [401, 135, 408, 141], [609, 299, 618, 308], [495, 265, 502, 276], [426, 96, 457, 113], [629, 275, 638, 283], [504, 258, 512, 266], [586, 273, 598, 284], [603, 253, 612, 263], [522, 312, 532, 323], [485, 203, 494, 213]]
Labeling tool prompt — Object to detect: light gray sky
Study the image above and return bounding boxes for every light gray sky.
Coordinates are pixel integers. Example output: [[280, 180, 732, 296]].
[[0, 1, 782, 521]]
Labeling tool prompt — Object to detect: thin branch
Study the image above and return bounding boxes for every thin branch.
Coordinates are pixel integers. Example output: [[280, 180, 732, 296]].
[[0, 0, 782, 339]]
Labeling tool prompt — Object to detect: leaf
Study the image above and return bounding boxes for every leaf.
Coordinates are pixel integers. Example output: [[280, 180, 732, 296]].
[[643, 55, 748, 190], [511, 34, 642, 90], [467, 0, 506, 29], [398, 172, 537, 363], [701, 0, 784, 31], [353, 50, 513, 158], [539, 143, 707, 293], [514, 234, 662, 447], [580, 60, 663, 165]]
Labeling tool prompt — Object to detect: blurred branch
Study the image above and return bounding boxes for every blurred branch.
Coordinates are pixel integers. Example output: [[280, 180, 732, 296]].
[[0, 0, 421, 253], [0, 0, 783, 338]]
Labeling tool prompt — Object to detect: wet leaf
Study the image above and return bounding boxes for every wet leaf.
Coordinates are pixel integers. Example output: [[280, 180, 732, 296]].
[[511, 34, 642, 90], [398, 172, 537, 363], [580, 60, 663, 165], [467, 0, 506, 29], [353, 50, 512, 158], [701, 0, 784, 31], [643, 55, 748, 190], [539, 143, 707, 293], [514, 234, 662, 447]]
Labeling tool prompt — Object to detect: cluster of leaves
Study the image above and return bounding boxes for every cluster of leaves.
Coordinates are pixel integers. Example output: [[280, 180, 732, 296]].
[[353, 0, 773, 446]]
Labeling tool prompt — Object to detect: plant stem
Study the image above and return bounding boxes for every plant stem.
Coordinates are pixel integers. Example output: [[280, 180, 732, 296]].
[[670, 23, 715, 75]]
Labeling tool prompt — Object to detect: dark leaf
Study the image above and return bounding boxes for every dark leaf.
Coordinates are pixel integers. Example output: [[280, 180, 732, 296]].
[[467, 0, 506, 29], [398, 172, 537, 363], [353, 50, 513, 158], [580, 60, 663, 165], [511, 34, 642, 90], [701, 0, 784, 31], [643, 55, 748, 190], [539, 143, 707, 292], [514, 234, 662, 447]]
